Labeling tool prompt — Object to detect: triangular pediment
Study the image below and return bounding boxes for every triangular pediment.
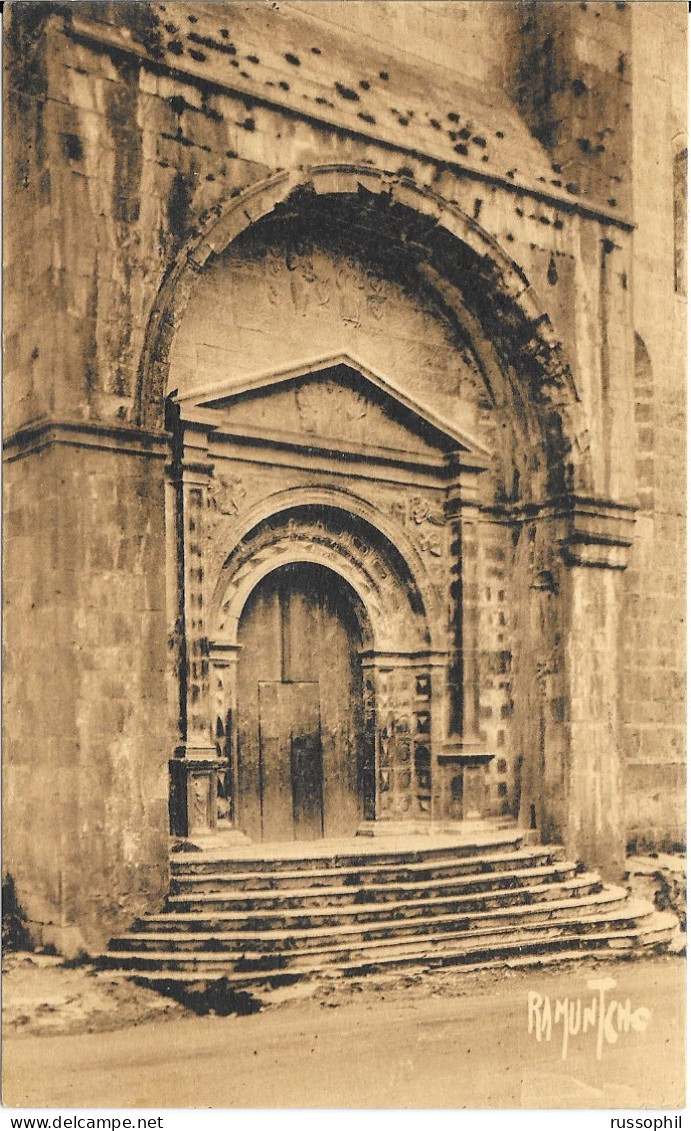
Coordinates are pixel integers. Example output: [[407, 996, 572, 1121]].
[[178, 355, 489, 464]]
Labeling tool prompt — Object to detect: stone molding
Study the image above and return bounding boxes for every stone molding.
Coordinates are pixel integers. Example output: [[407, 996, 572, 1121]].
[[205, 482, 449, 642], [177, 352, 492, 473], [484, 494, 637, 570], [212, 510, 430, 655], [3, 418, 170, 463], [556, 496, 637, 570]]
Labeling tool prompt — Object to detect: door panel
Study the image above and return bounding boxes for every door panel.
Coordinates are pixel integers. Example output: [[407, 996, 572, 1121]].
[[236, 585, 282, 842], [258, 681, 323, 840], [257, 682, 295, 842], [319, 609, 363, 837], [288, 682, 323, 839], [281, 587, 315, 682]]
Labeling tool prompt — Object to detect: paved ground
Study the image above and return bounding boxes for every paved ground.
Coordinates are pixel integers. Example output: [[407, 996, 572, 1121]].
[[3, 955, 685, 1109]]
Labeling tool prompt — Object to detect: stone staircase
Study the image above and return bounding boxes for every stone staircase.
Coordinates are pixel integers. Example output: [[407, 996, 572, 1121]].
[[100, 827, 677, 988]]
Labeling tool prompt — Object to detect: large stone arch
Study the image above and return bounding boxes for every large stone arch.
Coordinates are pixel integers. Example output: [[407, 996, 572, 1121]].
[[137, 163, 590, 500], [209, 488, 443, 654], [160, 163, 632, 870], [212, 505, 432, 655]]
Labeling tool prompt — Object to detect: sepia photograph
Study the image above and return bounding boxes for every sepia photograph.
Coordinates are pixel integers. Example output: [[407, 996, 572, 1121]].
[[2, 0, 687, 1118]]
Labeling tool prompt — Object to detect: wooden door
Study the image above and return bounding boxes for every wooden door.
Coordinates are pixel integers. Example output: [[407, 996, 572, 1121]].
[[287, 682, 323, 838], [236, 562, 367, 841], [258, 681, 323, 841]]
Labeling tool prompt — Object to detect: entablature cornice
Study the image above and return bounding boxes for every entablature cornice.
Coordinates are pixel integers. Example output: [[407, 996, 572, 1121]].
[[185, 420, 488, 484], [3, 418, 170, 463], [66, 14, 634, 234], [481, 493, 637, 569]]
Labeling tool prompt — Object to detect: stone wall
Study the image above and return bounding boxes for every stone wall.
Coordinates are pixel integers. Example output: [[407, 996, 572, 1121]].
[[622, 2, 686, 850], [3, 436, 170, 951], [5, 2, 633, 444], [506, 0, 633, 213]]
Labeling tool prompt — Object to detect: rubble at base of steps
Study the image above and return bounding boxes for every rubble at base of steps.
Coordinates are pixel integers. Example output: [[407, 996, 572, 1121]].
[[625, 853, 686, 954]]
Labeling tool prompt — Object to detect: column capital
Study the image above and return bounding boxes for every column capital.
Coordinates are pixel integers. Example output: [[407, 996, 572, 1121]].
[[486, 493, 637, 569], [546, 494, 636, 569], [444, 464, 487, 514], [172, 743, 223, 766], [208, 640, 242, 666]]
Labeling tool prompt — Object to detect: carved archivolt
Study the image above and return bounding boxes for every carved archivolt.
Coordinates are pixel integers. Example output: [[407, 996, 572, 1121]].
[[207, 484, 448, 633], [212, 505, 433, 654]]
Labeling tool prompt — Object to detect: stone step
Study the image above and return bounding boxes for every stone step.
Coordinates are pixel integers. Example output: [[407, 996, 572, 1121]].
[[104, 827, 677, 992], [108, 897, 657, 960], [168, 861, 579, 909], [133, 884, 626, 948], [101, 907, 675, 978], [107, 942, 653, 987], [310, 902, 670, 970], [164, 873, 603, 924], [169, 832, 528, 876], [326, 911, 679, 978], [332, 909, 678, 977], [170, 846, 567, 892]]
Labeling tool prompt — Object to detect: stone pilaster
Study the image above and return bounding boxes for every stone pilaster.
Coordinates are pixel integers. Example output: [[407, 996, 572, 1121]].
[[208, 640, 242, 825], [554, 495, 636, 876], [169, 423, 222, 835], [436, 458, 495, 820]]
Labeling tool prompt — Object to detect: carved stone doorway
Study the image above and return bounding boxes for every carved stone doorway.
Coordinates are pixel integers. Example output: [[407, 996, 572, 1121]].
[[235, 562, 374, 841]]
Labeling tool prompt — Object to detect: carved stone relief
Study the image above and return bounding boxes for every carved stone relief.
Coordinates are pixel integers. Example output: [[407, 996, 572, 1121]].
[[214, 510, 430, 653], [294, 381, 370, 435], [203, 467, 284, 587], [190, 774, 210, 830], [374, 665, 434, 819], [287, 246, 332, 316], [202, 239, 484, 394], [376, 489, 452, 599], [209, 472, 248, 517], [409, 495, 445, 527]]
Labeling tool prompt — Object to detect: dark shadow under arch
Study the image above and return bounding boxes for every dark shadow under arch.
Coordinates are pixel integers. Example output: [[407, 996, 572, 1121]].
[[138, 166, 591, 502]]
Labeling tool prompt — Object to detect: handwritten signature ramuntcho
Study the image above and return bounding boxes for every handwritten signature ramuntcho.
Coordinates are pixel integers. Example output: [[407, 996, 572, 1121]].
[[527, 976, 651, 1061]]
